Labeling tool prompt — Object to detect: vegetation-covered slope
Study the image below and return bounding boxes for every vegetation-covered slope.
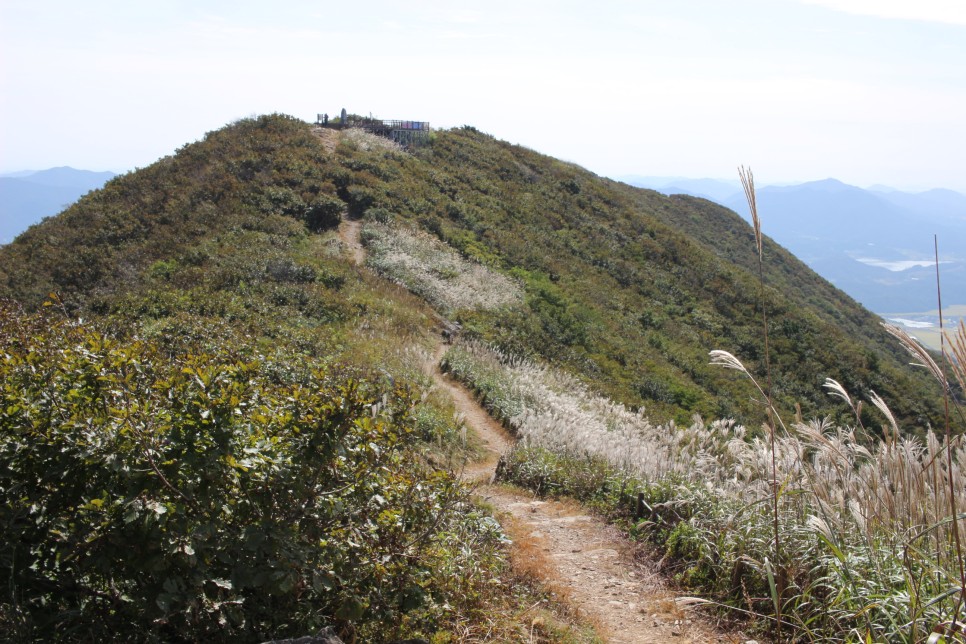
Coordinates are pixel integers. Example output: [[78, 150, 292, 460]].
[[0, 116, 585, 642], [0, 113, 957, 641], [0, 117, 944, 430]]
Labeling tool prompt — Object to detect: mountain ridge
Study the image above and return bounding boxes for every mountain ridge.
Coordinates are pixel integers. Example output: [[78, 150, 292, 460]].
[[0, 166, 116, 244], [0, 114, 945, 429], [624, 174, 966, 314]]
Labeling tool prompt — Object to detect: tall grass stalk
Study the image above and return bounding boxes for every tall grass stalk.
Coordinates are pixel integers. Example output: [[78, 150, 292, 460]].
[[934, 235, 966, 634], [739, 165, 783, 633]]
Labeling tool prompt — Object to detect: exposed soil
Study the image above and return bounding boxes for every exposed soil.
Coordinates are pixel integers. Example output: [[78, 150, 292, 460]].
[[338, 207, 753, 644], [310, 126, 340, 153], [338, 219, 365, 266]]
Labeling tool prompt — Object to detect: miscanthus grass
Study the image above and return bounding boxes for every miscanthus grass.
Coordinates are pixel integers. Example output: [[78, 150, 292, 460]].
[[340, 127, 404, 154], [443, 339, 749, 488], [362, 220, 523, 315], [444, 338, 966, 642]]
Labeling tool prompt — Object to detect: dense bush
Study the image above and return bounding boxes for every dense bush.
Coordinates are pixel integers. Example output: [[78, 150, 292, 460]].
[[0, 305, 502, 642], [302, 195, 344, 232]]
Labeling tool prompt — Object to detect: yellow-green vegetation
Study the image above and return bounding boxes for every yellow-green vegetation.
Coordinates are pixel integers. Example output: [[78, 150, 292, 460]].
[[0, 115, 591, 642], [0, 113, 958, 641], [0, 304, 486, 641]]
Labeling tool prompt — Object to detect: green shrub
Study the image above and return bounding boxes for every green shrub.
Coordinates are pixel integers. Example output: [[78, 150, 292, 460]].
[[0, 306, 487, 641], [303, 195, 344, 231]]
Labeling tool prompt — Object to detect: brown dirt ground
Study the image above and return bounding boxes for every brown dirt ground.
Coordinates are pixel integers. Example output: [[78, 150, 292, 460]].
[[338, 219, 365, 266]]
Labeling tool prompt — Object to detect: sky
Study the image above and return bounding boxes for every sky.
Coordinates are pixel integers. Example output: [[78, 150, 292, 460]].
[[2, 0, 965, 191]]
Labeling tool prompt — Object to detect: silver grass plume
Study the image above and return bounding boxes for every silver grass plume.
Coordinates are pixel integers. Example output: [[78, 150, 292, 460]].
[[709, 349, 749, 374], [823, 378, 853, 408], [739, 165, 762, 259], [868, 390, 899, 442], [945, 319, 966, 396], [881, 322, 948, 389]]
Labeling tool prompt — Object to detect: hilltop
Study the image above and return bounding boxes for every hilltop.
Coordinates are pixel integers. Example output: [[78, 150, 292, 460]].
[[0, 117, 944, 429], [1, 114, 959, 641]]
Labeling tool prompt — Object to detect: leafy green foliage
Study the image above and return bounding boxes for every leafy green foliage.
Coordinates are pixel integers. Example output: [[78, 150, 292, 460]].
[[0, 304, 507, 641]]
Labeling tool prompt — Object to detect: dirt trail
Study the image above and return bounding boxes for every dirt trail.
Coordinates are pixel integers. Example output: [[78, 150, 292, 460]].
[[338, 219, 365, 266], [338, 211, 748, 643], [310, 126, 340, 153], [433, 359, 743, 643]]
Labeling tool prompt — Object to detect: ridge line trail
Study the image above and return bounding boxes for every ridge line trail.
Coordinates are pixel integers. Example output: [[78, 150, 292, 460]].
[[337, 202, 744, 644]]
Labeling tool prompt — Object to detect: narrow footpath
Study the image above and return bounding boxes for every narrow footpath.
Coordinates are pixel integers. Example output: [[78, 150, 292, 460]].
[[338, 217, 750, 644]]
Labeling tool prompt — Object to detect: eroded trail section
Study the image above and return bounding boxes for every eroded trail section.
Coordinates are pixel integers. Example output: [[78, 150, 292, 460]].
[[338, 219, 365, 266], [428, 343, 512, 483], [339, 206, 744, 643]]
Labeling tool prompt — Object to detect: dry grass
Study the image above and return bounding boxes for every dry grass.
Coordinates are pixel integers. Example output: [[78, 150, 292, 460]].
[[341, 127, 404, 153], [445, 337, 966, 640], [946, 320, 966, 396], [498, 505, 607, 643], [362, 220, 524, 315]]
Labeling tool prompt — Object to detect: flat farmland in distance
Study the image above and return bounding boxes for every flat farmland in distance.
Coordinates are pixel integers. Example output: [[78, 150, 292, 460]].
[[882, 304, 966, 353]]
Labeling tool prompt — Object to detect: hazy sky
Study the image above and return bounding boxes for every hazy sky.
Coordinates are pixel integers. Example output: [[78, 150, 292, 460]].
[[2, 0, 965, 191]]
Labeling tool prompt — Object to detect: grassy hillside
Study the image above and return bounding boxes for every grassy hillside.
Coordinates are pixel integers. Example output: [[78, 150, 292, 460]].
[[0, 116, 594, 642], [0, 117, 945, 431], [0, 113, 957, 640]]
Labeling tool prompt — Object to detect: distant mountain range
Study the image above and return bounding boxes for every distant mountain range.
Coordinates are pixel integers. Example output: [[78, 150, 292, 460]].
[[622, 175, 966, 315], [1, 167, 117, 244]]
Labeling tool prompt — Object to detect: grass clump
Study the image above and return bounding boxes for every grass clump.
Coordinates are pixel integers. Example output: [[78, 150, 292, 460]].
[[445, 337, 966, 641], [363, 219, 524, 316]]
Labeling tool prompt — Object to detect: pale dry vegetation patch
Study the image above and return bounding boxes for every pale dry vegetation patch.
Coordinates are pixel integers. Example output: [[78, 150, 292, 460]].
[[362, 221, 524, 315], [443, 340, 745, 487], [444, 338, 966, 641], [341, 127, 404, 153]]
